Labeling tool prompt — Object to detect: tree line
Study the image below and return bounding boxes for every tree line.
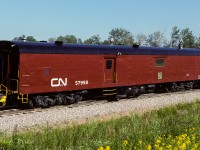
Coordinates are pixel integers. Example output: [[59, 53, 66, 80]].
[[13, 26, 200, 49]]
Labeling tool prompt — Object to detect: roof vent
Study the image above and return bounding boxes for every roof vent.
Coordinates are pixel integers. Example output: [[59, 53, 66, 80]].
[[55, 41, 63, 46], [132, 44, 139, 48]]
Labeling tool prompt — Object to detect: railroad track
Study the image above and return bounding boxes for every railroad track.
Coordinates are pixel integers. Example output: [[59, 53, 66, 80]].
[[0, 99, 109, 117], [0, 89, 199, 117]]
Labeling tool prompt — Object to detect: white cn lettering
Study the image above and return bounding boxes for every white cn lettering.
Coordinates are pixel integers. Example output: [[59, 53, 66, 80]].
[[51, 78, 67, 87]]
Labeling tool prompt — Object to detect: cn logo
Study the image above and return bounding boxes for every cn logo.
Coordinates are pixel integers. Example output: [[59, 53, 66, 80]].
[[51, 78, 67, 87]]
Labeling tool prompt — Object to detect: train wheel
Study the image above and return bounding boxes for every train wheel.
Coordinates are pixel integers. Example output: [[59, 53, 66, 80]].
[[55, 94, 63, 105], [50, 99, 56, 106], [185, 82, 193, 90], [132, 91, 136, 97], [47, 97, 56, 106], [35, 96, 43, 107], [74, 94, 82, 102], [165, 83, 177, 92], [134, 88, 139, 97], [66, 93, 81, 104], [62, 96, 68, 105], [42, 97, 50, 108], [28, 99, 35, 109], [166, 85, 173, 92], [67, 96, 76, 104]]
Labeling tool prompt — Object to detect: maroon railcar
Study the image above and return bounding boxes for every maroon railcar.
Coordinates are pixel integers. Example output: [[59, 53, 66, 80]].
[[0, 41, 200, 107]]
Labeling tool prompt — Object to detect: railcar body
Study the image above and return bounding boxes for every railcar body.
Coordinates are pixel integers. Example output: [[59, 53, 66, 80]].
[[0, 41, 200, 107]]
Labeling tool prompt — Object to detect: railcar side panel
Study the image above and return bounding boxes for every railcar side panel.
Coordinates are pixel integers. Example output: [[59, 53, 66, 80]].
[[19, 54, 104, 94], [3, 40, 200, 107], [19, 53, 200, 95]]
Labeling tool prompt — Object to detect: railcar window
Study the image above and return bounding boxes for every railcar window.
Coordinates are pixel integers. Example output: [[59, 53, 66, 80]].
[[156, 59, 164, 67], [106, 60, 112, 69]]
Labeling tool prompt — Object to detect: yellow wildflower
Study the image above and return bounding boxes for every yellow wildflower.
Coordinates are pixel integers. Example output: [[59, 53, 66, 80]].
[[177, 140, 181, 146], [190, 127, 195, 131], [138, 140, 142, 145], [123, 140, 128, 146], [192, 135, 196, 140], [186, 137, 191, 145], [193, 144, 198, 149], [105, 146, 110, 150], [179, 143, 186, 150], [182, 134, 187, 138], [154, 144, 159, 149], [166, 144, 172, 150], [156, 139, 161, 144], [147, 144, 152, 150], [98, 146, 104, 150]]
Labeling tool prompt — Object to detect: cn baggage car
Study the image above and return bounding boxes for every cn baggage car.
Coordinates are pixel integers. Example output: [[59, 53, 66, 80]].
[[0, 41, 200, 107]]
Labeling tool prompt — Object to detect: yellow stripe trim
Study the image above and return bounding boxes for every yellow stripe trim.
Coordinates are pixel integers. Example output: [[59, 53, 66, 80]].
[[103, 93, 116, 96], [103, 89, 116, 92]]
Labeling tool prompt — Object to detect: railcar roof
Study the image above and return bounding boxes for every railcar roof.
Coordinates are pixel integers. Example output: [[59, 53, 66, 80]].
[[0, 40, 200, 56]]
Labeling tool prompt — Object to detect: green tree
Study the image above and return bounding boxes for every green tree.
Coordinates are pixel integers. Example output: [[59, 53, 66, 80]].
[[57, 35, 77, 43], [147, 31, 167, 47], [84, 35, 101, 44], [170, 26, 180, 47], [102, 40, 110, 45], [181, 28, 195, 48], [48, 37, 56, 43], [77, 38, 83, 44], [49, 36, 82, 43], [26, 36, 37, 42], [169, 26, 195, 48], [135, 33, 147, 46], [13, 35, 36, 42], [194, 35, 200, 49], [109, 28, 134, 45], [56, 36, 65, 42]]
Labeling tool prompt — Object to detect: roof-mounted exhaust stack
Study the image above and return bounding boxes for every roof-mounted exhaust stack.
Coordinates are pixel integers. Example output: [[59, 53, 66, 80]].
[[22, 35, 26, 42], [178, 39, 183, 50]]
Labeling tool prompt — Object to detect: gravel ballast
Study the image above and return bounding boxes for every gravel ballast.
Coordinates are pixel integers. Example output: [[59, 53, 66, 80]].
[[0, 90, 200, 132]]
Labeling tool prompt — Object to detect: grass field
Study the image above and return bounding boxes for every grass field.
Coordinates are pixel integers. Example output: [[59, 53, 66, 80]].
[[0, 100, 199, 150]]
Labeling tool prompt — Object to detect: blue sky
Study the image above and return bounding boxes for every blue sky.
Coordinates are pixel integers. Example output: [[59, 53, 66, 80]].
[[0, 0, 199, 41]]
